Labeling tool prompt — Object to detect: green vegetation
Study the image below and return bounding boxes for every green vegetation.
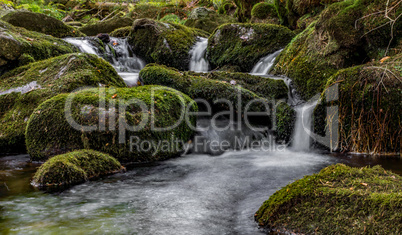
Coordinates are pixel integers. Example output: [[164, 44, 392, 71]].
[[314, 54, 402, 155], [184, 7, 237, 33], [0, 53, 126, 153], [273, 0, 402, 100], [25, 86, 197, 162], [207, 23, 295, 72], [160, 14, 187, 25], [1, 11, 85, 38], [109, 26, 131, 38], [255, 164, 402, 234], [32, 149, 124, 189], [251, 2, 277, 20], [0, 20, 77, 74], [274, 102, 295, 143], [140, 64, 287, 115], [128, 18, 208, 71], [79, 16, 133, 36]]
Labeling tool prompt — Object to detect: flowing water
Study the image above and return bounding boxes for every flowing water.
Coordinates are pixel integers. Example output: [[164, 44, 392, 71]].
[[64, 37, 146, 87], [250, 50, 283, 76], [189, 37, 209, 72], [1, 41, 400, 234]]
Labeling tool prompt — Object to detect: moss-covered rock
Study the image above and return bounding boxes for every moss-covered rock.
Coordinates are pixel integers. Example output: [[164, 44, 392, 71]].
[[0, 53, 126, 153], [273, 0, 402, 100], [255, 164, 402, 234], [32, 149, 124, 189], [184, 7, 237, 34], [1, 11, 85, 38], [207, 23, 295, 72], [79, 16, 133, 36], [191, 71, 288, 100], [0, 20, 78, 74], [26, 86, 197, 162], [109, 26, 131, 38], [275, 102, 296, 143], [313, 54, 402, 154], [139, 64, 286, 120], [251, 2, 280, 24], [128, 18, 208, 71], [233, 0, 260, 22]]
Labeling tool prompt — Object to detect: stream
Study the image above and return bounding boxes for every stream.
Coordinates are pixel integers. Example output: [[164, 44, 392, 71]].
[[0, 38, 401, 234]]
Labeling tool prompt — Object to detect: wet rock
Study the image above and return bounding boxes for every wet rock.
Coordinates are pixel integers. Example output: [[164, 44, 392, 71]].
[[0, 53, 126, 153], [97, 33, 110, 43], [1, 11, 85, 38]]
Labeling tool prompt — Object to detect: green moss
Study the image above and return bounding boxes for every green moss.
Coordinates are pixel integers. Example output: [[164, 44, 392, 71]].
[[1, 11, 85, 38], [0, 20, 78, 74], [0, 53, 126, 153], [128, 18, 209, 71], [255, 164, 402, 234], [313, 54, 402, 154], [109, 26, 132, 38], [191, 71, 288, 100], [79, 16, 133, 36], [17, 53, 35, 66], [25, 85, 197, 162], [139, 64, 285, 115], [32, 149, 124, 189], [207, 23, 295, 72], [273, 0, 401, 100], [275, 102, 296, 143], [184, 7, 237, 34], [251, 3, 277, 19]]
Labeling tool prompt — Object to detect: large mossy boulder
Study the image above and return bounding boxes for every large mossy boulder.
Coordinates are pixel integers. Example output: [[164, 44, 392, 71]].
[[1, 11, 85, 38], [140, 64, 288, 114], [0, 53, 126, 153], [79, 16, 134, 36], [255, 164, 402, 234], [0, 20, 78, 74], [275, 102, 296, 144], [128, 18, 208, 71], [273, 0, 402, 100], [32, 150, 124, 189], [110, 26, 131, 38], [207, 23, 295, 72], [26, 86, 197, 162], [313, 54, 402, 155], [184, 7, 237, 34]]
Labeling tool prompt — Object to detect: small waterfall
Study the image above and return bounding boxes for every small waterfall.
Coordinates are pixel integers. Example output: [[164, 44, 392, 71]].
[[189, 37, 209, 72], [250, 49, 283, 75], [64, 37, 146, 87], [292, 100, 318, 151]]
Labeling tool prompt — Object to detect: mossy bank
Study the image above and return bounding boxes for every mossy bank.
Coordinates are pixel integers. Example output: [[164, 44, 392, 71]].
[[26, 86, 197, 162], [255, 164, 402, 234], [0, 53, 126, 153], [32, 149, 124, 190]]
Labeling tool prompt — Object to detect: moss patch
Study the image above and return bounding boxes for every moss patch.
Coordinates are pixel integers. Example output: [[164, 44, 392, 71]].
[[25, 86, 197, 162], [251, 2, 278, 20], [128, 18, 209, 71], [32, 149, 124, 189], [79, 16, 133, 36], [0, 53, 126, 153], [130, 3, 187, 21], [207, 23, 295, 72], [109, 26, 132, 38], [1, 11, 85, 38], [0, 20, 78, 74], [255, 164, 402, 234], [313, 54, 402, 154], [275, 102, 296, 143]]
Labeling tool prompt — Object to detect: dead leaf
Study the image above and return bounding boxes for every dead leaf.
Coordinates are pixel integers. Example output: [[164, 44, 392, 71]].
[[380, 56, 391, 63], [111, 94, 117, 99]]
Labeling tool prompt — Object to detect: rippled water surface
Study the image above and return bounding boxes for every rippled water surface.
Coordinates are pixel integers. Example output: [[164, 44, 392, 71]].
[[0, 151, 400, 234]]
